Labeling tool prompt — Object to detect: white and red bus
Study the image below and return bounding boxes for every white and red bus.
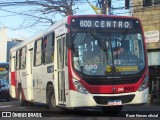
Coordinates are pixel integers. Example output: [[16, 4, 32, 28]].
[[9, 15, 148, 113]]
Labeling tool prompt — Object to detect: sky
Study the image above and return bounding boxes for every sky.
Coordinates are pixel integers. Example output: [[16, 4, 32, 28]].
[[0, 0, 129, 40], [0, 2, 94, 40], [0, 5, 33, 40]]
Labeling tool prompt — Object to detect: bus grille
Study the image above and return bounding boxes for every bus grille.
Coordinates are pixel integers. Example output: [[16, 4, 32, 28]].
[[93, 94, 135, 104], [85, 77, 139, 85]]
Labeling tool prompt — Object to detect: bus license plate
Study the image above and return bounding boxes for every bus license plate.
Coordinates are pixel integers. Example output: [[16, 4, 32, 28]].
[[108, 100, 122, 106]]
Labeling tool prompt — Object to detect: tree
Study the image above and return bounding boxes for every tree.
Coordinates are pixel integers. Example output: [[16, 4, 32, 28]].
[[0, 0, 88, 30]]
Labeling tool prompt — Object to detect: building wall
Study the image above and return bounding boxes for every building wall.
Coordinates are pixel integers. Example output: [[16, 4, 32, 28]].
[[7, 41, 20, 62], [0, 27, 8, 62], [0, 27, 23, 62], [132, 0, 160, 96], [132, 0, 160, 49]]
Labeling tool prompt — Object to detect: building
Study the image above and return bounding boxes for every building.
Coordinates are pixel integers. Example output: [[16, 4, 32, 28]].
[[0, 27, 23, 62], [7, 38, 23, 62], [132, 0, 160, 102], [0, 28, 8, 62]]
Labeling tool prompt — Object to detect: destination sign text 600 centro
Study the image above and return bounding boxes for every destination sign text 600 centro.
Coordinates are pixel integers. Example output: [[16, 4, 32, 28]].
[[71, 18, 134, 29]]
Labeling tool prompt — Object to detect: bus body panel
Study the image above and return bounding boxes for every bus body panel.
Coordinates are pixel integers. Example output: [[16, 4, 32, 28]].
[[20, 68, 27, 100], [9, 17, 69, 104], [10, 71, 16, 98], [10, 51, 16, 98], [78, 72, 146, 94]]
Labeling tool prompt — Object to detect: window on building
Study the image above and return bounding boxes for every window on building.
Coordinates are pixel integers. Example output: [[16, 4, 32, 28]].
[[154, 0, 160, 5], [43, 32, 54, 64], [20, 47, 26, 69], [143, 0, 160, 7], [34, 39, 42, 66], [143, 0, 152, 7]]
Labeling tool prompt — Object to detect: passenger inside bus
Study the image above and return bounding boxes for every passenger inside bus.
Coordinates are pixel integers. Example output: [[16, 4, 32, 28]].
[[113, 46, 125, 57]]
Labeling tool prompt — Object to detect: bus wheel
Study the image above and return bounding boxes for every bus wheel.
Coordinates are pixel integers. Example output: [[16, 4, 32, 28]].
[[101, 105, 123, 115], [47, 85, 61, 111], [18, 86, 28, 106]]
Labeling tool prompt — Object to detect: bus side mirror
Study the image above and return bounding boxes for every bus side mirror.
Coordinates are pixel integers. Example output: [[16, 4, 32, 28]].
[[66, 33, 72, 48]]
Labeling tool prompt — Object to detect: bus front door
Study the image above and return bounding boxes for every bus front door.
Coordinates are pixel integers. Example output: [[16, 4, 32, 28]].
[[55, 35, 66, 105], [26, 48, 34, 101]]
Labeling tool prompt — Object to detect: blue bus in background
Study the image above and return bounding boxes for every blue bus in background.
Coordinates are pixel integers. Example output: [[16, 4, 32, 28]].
[[0, 62, 11, 101]]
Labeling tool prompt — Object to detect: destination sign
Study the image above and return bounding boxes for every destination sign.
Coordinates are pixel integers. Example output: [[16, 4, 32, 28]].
[[79, 20, 132, 28], [70, 17, 140, 30]]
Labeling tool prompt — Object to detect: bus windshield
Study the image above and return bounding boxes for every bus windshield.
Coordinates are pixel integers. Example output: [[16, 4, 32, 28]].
[[72, 30, 145, 76], [0, 65, 9, 79]]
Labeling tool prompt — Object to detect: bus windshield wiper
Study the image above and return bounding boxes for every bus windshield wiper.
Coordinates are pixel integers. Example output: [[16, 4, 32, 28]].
[[89, 30, 107, 51]]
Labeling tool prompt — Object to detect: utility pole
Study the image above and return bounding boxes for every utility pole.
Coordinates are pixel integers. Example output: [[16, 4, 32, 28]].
[[86, 0, 101, 14]]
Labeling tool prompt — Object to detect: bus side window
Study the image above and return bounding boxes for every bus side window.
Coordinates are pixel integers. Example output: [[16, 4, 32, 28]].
[[34, 39, 42, 66], [43, 32, 55, 64], [52, 32, 55, 62], [16, 50, 20, 70], [20, 47, 26, 69], [11, 55, 16, 71]]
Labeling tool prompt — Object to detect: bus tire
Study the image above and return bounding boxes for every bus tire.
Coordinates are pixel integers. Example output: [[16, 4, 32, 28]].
[[101, 105, 123, 115], [18, 86, 28, 106], [47, 85, 61, 111]]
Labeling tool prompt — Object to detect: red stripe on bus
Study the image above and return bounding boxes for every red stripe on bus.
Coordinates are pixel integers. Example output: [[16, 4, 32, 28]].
[[80, 72, 147, 94], [68, 49, 77, 91], [11, 72, 16, 86]]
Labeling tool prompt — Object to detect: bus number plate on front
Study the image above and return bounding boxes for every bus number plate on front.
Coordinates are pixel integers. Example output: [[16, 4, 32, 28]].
[[108, 100, 122, 106]]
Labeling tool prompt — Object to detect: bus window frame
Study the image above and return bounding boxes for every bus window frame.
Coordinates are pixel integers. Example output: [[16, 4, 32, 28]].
[[15, 50, 20, 70], [19, 46, 26, 70], [42, 32, 55, 65], [34, 38, 43, 67]]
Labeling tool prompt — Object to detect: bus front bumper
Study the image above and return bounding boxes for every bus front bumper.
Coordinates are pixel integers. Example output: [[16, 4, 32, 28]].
[[68, 88, 149, 107]]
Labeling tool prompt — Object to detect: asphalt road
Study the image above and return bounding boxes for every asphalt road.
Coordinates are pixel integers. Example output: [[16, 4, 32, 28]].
[[0, 99, 160, 119]]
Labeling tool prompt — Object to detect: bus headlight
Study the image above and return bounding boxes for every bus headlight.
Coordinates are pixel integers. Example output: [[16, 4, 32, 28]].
[[138, 76, 149, 91], [73, 79, 89, 94]]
